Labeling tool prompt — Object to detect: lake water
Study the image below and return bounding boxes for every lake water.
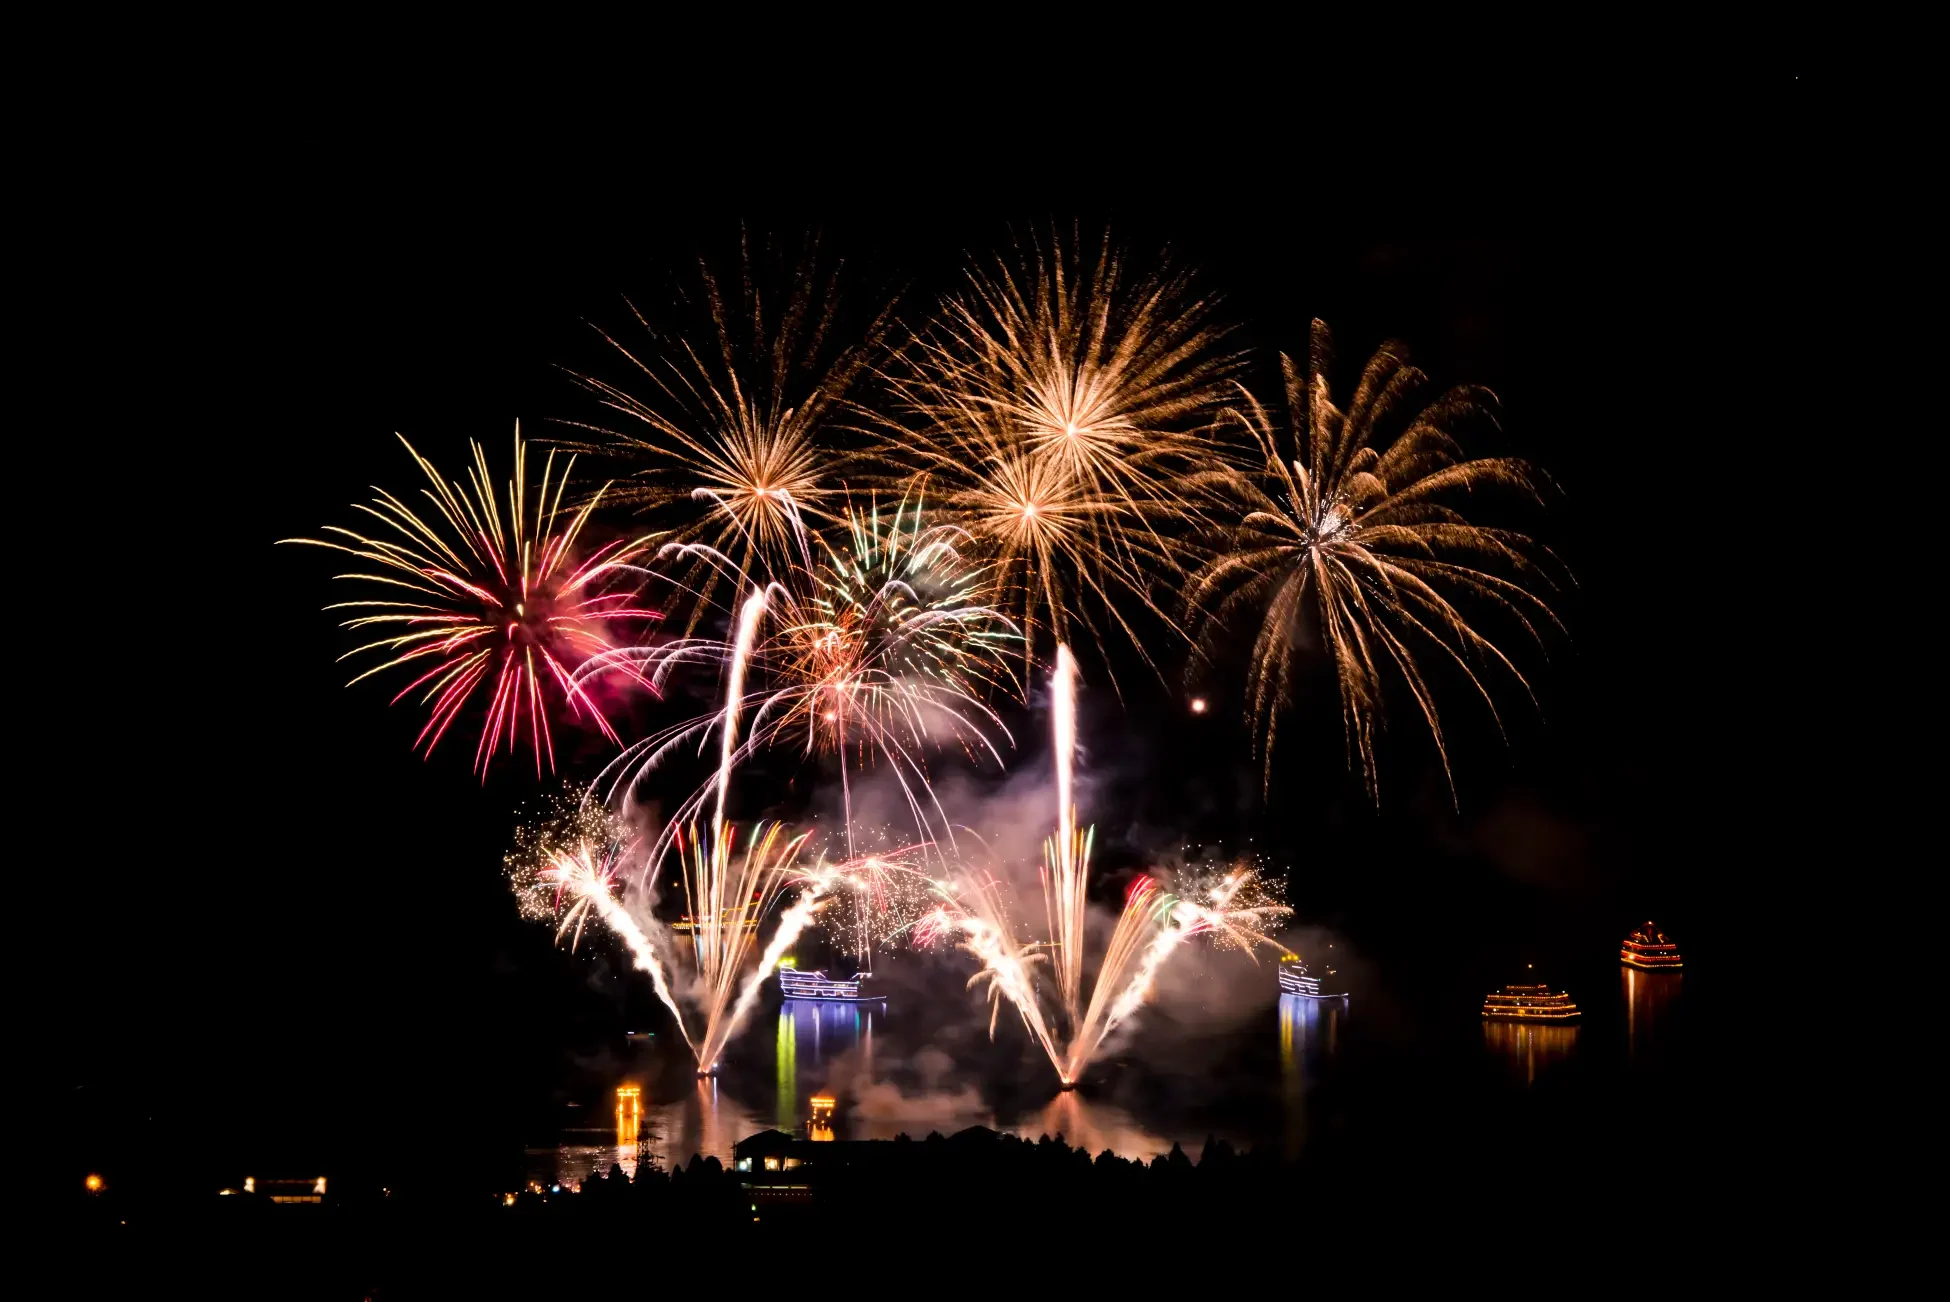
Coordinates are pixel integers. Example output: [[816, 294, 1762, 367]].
[[527, 958, 1691, 1190]]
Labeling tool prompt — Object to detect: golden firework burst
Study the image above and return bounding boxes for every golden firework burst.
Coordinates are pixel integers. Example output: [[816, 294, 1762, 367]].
[[561, 236, 896, 619], [875, 228, 1240, 676], [1191, 320, 1566, 802]]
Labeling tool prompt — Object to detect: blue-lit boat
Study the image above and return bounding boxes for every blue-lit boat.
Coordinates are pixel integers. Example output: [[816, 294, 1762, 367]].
[[776, 959, 886, 1003], [1278, 954, 1348, 1001]]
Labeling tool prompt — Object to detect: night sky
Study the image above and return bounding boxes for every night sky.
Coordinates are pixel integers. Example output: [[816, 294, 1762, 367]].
[[45, 92, 1796, 1198]]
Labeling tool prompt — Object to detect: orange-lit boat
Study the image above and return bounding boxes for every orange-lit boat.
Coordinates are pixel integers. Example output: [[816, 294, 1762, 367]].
[[1482, 983, 1580, 1022], [1619, 921, 1683, 970]]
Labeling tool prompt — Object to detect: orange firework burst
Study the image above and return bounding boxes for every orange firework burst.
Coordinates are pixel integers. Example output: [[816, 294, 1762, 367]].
[[284, 427, 663, 777], [875, 228, 1240, 676], [1191, 320, 1567, 802]]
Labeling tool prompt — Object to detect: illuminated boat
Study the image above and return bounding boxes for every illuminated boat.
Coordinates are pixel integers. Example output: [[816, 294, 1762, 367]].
[[776, 958, 886, 1003], [671, 909, 759, 935], [1278, 954, 1348, 1000], [1482, 983, 1580, 1022], [1620, 921, 1683, 970]]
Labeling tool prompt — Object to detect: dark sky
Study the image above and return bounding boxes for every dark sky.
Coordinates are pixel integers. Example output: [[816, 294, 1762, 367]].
[[42, 84, 1801, 1188]]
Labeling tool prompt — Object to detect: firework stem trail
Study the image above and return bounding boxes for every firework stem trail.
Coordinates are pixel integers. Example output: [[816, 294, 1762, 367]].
[[715, 589, 771, 839], [1044, 645, 1087, 1024]]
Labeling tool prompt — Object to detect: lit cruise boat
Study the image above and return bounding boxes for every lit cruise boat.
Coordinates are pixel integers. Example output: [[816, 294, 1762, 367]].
[[1619, 921, 1683, 970], [1278, 954, 1348, 1000], [1482, 983, 1580, 1022], [776, 958, 885, 1003]]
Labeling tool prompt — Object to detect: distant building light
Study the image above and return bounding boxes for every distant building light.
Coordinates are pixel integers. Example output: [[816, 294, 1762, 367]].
[[244, 1178, 255, 1194], [85, 1174, 104, 1194]]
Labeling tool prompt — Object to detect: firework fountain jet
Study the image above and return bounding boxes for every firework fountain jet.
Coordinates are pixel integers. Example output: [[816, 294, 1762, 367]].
[[543, 844, 694, 1054], [682, 587, 814, 1076], [677, 820, 814, 1076], [937, 643, 1289, 1088], [1045, 645, 1087, 1024], [553, 574, 987, 1076]]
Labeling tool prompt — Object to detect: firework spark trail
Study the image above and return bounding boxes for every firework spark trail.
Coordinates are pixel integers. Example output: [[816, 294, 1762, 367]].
[[1061, 870, 1288, 1081], [508, 795, 697, 1050], [922, 881, 1064, 1070], [709, 876, 833, 1073], [282, 426, 663, 778], [545, 846, 694, 1052], [1060, 876, 1173, 1083], [677, 820, 812, 1075]]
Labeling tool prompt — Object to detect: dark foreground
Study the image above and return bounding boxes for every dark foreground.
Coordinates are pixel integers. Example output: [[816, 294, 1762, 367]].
[[60, 1091, 1730, 1297]]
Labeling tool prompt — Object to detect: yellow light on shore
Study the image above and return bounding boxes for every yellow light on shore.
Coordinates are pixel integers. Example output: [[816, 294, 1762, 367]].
[[85, 1173, 104, 1194]]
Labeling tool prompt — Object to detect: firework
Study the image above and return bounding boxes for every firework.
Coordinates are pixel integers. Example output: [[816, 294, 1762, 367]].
[[559, 238, 897, 617], [1044, 644, 1088, 1021], [508, 799, 825, 1074], [921, 874, 1064, 1069], [589, 497, 1020, 860], [1061, 866, 1289, 1082], [507, 794, 690, 1045], [283, 427, 662, 778], [931, 647, 1290, 1086], [806, 832, 941, 962], [1189, 320, 1566, 802], [875, 229, 1240, 674], [674, 819, 817, 1074]]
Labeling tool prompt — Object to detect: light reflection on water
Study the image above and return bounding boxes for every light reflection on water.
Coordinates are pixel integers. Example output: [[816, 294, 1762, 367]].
[[540, 993, 1342, 1185], [1279, 994, 1346, 1158], [536, 961, 1689, 1185], [1482, 1020, 1578, 1085], [1623, 965, 1682, 1065]]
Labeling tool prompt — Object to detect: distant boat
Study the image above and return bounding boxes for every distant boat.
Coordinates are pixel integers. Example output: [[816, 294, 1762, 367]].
[[1278, 954, 1348, 1001], [777, 959, 886, 1003], [1620, 921, 1683, 970], [1482, 983, 1580, 1022]]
